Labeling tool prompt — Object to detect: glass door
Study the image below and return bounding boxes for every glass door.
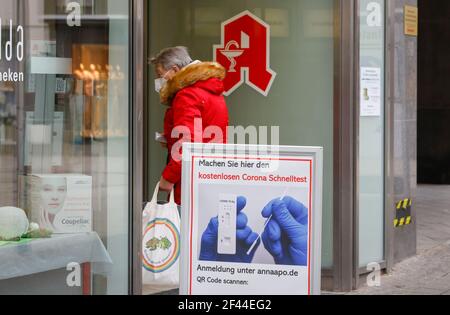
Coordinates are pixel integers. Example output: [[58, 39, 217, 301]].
[[147, 0, 335, 281], [0, 0, 130, 295], [358, 0, 386, 268]]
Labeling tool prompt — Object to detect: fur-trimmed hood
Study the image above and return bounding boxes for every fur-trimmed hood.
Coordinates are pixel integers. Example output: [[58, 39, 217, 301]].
[[160, 61, 226, 105]]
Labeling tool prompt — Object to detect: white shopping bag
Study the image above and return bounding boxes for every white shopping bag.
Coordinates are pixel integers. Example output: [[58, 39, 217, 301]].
[[142, 183, 181, 289]]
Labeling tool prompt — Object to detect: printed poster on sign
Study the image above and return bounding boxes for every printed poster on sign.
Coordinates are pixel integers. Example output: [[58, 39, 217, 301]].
[[180, 144, 323, 296]]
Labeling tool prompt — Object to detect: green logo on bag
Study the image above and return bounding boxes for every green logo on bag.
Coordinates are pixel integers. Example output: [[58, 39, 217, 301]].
[[146, 236, 172, 251], [142, 218, 180, 273]]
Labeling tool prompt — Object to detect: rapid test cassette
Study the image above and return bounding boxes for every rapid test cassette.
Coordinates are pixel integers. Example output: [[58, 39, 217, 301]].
[[218, 194, 237, 255]]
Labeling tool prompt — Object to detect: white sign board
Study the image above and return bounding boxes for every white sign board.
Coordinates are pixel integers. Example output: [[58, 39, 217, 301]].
[[24, 112, 64, 167], [360, 67, 382, 117], [180, 144, 323, 295]]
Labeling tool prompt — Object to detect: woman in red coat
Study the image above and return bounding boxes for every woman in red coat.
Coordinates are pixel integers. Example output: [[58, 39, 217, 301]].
[[151, 47, 229, 205]]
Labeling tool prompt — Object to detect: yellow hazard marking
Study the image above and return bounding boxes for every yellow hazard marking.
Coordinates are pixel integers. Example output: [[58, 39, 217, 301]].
[[406, 216, 411, 225], [394, 198, 413, 227], [403, 199, 409, 209]]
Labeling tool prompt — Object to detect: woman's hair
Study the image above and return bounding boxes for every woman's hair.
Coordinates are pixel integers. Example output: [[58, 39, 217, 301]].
[[150, 46, 193, 70]]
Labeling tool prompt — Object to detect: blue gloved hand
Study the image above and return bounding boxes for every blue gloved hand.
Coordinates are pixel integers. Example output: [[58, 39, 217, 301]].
[[261, 196, 309, 266], [199, 196, 260, 263]]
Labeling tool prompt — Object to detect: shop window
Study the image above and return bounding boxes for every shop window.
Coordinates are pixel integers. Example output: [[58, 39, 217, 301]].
[[0, 0, 130, 295]]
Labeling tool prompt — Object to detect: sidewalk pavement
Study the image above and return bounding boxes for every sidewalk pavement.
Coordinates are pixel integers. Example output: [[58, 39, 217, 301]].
[[347, 185, 450, 295], [348, 240, 450, 295]]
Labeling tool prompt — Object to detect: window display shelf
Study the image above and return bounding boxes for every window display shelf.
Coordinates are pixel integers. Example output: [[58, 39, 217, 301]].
[[0, 232, 112, 281]]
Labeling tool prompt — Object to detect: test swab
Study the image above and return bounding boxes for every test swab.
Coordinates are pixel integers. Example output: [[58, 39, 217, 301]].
[[246, 215, 273, 256], [246, 188, 289, 256]]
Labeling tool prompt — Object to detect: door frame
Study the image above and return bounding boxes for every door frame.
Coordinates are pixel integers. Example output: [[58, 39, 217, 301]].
[[130, 0, 148, 295], [332, 0, 357, 292]]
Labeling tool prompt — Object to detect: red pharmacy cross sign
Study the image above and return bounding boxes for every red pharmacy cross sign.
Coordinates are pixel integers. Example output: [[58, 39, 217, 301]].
[[214, 11, 277, 97]]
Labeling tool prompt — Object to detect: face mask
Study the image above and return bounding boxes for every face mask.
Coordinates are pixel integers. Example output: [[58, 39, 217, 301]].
[[154, 77, 167, 93], [155, 68, 175, 94]]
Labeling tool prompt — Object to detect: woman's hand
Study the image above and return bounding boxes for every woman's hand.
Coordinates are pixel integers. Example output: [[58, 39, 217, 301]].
[[156, 132, 167, 148], [40, 209, 53, 231], [159, 177, 174, 192]]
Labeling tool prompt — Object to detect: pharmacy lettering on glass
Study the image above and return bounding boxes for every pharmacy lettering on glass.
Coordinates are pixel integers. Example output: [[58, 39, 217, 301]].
[[0, 19, 24, 82], [214, 11, 276, 96]]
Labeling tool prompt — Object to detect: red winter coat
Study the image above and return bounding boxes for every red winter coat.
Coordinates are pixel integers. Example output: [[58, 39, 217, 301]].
[[160, 62, 229, 205]]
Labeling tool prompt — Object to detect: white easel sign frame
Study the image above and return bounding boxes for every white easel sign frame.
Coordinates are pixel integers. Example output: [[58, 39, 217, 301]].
[[180, 144, 323, 296]]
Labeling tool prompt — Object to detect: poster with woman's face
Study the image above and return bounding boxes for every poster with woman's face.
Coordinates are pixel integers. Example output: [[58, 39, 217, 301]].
[[40, 177, 67, 228], [29, 174, 92, 234]]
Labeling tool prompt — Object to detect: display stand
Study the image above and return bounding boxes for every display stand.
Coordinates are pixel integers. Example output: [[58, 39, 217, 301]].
[[0, 232, 112, 295]]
